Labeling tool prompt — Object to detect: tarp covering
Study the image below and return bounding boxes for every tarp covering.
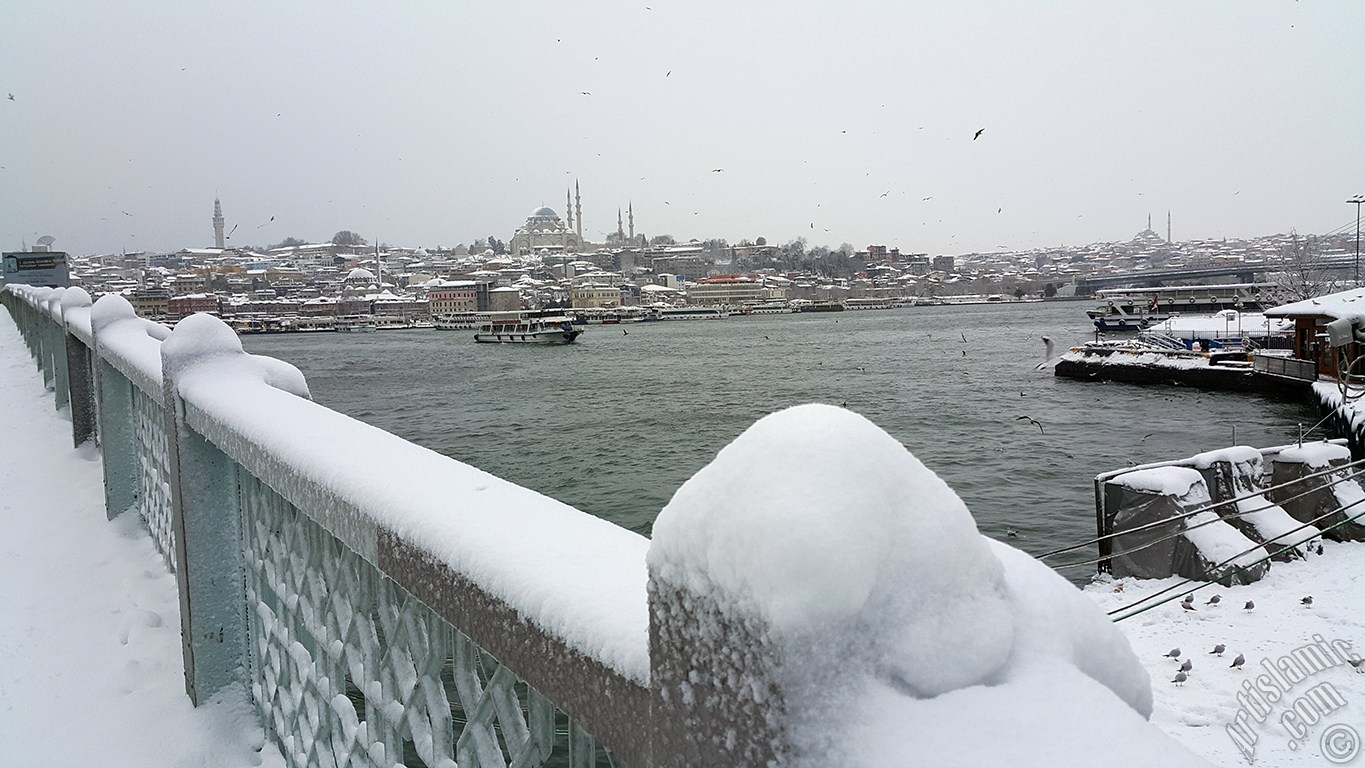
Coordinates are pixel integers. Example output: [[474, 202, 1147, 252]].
[[1104, 467, 1268, 584], [1195, 451, 1319, 560], [1270, 444, 1365, 542]]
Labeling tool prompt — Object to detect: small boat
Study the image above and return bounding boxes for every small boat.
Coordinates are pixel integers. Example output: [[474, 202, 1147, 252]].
[[334, 315, 378, 332], [473, 311, 581, 344], [794, 299, 845, 313]]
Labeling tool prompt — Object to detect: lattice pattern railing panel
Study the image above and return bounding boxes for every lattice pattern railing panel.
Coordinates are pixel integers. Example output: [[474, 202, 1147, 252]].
[[132, 384, 176, 571], [241, 475, 622, 768]]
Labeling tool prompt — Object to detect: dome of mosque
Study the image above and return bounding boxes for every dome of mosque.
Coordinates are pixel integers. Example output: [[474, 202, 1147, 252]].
[[531, 207, 557, 218], [346, 267, 375, 281]]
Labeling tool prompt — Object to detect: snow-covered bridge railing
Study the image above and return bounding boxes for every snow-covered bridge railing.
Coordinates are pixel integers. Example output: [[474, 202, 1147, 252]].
[[3, 283, 1214, 767]]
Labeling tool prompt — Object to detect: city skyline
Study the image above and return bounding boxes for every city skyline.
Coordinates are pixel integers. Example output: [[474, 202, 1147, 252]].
[[2, 1, 1362, 257]]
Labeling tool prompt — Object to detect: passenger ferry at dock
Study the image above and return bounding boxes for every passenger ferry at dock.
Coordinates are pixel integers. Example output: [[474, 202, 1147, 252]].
[[334, 315, 379, 333], [473, 310, 582, 344], [433, 312, 480, 330], [655, 306, 730, 320], [1087, 283, 1272, 330]]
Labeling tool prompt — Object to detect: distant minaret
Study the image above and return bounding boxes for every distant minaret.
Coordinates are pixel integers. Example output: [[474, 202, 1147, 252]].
[[566, 188, 573, 229], [617, 208, 625, 239], [628, 203, 635, 240], [213, 197, 225, 249], [574, 180, 583, 239], [1167, 211, 1172, 243], [1147, 213, 1152, 231]]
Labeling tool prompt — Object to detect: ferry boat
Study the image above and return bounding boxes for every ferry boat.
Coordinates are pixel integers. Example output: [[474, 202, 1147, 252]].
[[433, 312, 479, 330], [1087, 283, 1273, 331], [792, 299, 845, 313], [743, 301, 795, 315], [656, 306, 730, 320], [334, 315, 378, 333], [473, 311, 581, 344], [843, 297, 898, 311]]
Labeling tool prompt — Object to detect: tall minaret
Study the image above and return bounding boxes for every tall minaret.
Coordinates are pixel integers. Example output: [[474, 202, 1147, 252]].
[[566, 188, 573, 230], [1167, 211, 1172, 243], [1147, 213, 1151, 231], [628, 203, 634, 240], [574, 180, 583, 239], [213, 197, 225, 249], [617, 208, 624, 239]]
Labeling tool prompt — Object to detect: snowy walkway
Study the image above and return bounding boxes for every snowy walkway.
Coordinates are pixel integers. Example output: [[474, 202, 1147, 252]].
[[1085, 549, 1365, 766], [0, 311, 283, 767]]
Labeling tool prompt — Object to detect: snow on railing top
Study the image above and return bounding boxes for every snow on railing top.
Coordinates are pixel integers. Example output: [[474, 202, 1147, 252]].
[[162, 313, 651, 684], [59, 287, 94, 345], [648, 404, 1181, 764], [90, 295, 173, 397]]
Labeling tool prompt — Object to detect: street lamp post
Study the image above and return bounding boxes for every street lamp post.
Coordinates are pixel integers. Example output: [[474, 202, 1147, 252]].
[[1351, 195, 1365, 287]]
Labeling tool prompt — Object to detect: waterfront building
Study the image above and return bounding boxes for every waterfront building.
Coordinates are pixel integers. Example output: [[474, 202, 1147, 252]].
[[686, 275, 766, 306], [571, 284, 622, 309], [168, 293, 222, 320], [426, 279, 478, 315], [127, 286, 171, 318], [488, 286, 523, 312]]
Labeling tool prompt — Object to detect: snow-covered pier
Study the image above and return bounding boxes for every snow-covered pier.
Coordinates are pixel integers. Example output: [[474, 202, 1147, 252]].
[[0, 283, 1260, 767]]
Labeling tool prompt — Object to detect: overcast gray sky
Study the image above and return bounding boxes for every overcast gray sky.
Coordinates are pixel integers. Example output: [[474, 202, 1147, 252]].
[[2, 1, 1361, 257]]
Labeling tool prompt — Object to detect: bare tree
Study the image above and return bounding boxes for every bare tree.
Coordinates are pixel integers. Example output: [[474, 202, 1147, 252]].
[[1271, 233, 1341, 303]]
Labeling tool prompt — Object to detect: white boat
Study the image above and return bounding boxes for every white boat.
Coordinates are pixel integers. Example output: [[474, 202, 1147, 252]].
[[433, 312, 479, 330], [656, 306, 730, 320], [843, 297, 898, 310], [473, 311, 582, 344], [334, 315, 378, 333], [744, 302, 795, 315]]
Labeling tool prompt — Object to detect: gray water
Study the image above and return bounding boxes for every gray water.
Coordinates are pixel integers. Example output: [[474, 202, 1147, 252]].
[[242, 301, 1320, 584]]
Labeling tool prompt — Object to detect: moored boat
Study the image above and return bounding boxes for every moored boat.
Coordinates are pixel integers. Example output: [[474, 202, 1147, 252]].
[[334, 315, 378, 332]]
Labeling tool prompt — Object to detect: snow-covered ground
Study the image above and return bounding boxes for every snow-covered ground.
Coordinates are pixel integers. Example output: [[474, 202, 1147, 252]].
[[1085, 546, 1365, 766], [0, 312, 285, 767]]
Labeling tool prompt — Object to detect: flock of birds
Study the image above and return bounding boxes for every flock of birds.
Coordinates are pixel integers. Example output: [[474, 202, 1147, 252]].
[[1164, 593, 1365, 685]]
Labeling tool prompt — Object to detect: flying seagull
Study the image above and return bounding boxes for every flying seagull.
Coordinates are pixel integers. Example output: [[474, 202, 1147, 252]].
[[6, 93, 13, 101], [580, 91, 591, 95], [711, 168, 724, 172], [1035, 336, 1058, 370], [973, 128, 985, 140], [1015, 416, 1044, 434]]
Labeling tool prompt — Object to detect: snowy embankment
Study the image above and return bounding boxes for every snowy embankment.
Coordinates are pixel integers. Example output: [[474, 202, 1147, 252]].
[[0, 313, 284, 767], [1086, 544, 1365, 766]]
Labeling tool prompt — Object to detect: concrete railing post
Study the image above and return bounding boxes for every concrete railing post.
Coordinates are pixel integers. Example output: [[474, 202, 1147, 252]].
[[161, 315, 253, 705], [648, 578, 787, 766], [61, 288, 97, 446], [91, 297, 144, 520], [46, 289, 71, 412]]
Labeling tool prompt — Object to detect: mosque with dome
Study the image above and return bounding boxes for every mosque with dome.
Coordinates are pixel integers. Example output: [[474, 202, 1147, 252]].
[[509, 181, 636, 256]]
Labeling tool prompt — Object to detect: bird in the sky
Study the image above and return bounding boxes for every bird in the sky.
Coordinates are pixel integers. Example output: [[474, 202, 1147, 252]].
[[227, 224, 238, 237], [666, 71, 671, 77], [973, 128, 985, 140], [1015, 416, 1044, 434], [880, 191, 890, 198], [6, 93, 14, 101], [922, 196, 933, 201], [580, 91, 591, 95], [1035, 336, 1058, 370]]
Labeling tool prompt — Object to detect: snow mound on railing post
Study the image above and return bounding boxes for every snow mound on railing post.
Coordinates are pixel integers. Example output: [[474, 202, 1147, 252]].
[[161, 313, 310, 400], [647, 403, 1207, 766]]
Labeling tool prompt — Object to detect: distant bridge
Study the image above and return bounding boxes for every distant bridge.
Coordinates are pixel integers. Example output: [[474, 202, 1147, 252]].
[[1075, 255, 1358, 294]]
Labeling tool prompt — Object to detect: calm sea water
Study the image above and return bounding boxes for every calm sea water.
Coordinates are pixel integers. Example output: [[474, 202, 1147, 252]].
[[242, 301, 1320, 584]]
